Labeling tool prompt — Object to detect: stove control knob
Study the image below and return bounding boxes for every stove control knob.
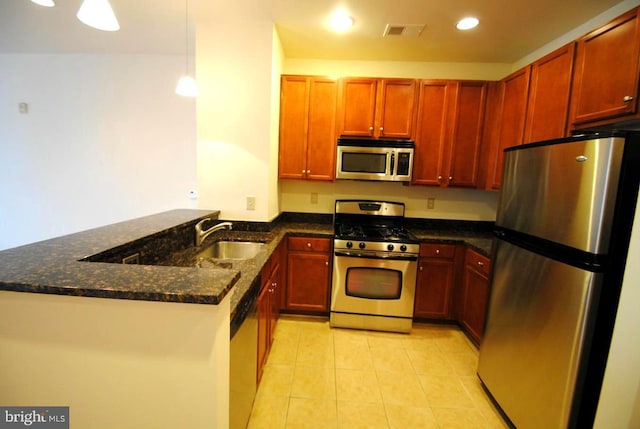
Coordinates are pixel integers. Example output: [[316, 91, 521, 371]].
[[359, 242, 366, 249], [387, 244, 395, 251], [400, 245, 407, 252], [346, 241, 353, 249]]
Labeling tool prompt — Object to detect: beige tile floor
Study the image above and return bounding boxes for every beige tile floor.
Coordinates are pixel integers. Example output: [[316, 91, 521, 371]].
[[247, 316, 509, 429]]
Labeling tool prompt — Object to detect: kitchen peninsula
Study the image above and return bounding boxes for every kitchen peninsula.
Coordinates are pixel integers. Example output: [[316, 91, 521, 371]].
[[0, 209, 492, 429]]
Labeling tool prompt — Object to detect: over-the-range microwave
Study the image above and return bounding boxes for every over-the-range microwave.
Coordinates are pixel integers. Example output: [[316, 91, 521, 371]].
[[335, 138, 415, 182]]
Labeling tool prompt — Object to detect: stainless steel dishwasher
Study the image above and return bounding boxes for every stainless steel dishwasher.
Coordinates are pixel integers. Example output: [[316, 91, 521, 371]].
[[230, 278, 259, 429]]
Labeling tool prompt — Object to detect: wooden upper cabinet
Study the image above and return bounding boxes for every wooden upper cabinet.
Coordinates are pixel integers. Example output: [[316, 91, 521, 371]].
[[307, 78, 339, 180], [448, 81, 487, 188], [377, 79, 418, 138], [483, 67, 531, 190], [413, 81, 450, 186], [339, 77, 417, 138], [524, 42, 575, 143], [339, 78, 378, 137], [279, 75, 337, 181], [413, 80, 486, 188], [279, 76, 308, 180], [570, 7, 640, 128]]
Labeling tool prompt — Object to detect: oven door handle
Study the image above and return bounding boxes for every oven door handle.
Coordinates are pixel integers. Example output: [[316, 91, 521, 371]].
[[334, 251, 418, 261]]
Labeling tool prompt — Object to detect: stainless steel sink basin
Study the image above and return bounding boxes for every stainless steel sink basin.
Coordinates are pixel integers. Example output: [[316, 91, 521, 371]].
[[197, 241, 265, 260]]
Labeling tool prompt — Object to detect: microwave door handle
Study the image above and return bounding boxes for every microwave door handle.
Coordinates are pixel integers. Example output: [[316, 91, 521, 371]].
[[390, 152, 395, 176]]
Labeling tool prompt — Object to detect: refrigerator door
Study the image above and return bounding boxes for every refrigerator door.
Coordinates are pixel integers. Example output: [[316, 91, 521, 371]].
[[478, 239, 601, 429], [496, 136, 625, 254]]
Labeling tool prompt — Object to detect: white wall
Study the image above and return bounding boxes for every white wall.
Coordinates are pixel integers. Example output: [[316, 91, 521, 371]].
[[513, 0, 640, 70], [594, 196, 640, 429], [0, 54, 197, 251], [195, 0, 280, 222], [0, 291, 230, 429], [280, 180, 499, 221], [283, 59, 511, 81]]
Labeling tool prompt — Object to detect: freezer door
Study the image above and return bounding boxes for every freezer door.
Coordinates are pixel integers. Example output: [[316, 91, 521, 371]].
[[478, 239, 600, 429], [496, 136, 625, 254]]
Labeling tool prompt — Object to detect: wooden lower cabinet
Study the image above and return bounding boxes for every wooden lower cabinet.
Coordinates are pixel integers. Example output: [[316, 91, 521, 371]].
[[256, 282, 271, 383], [459, 248, 491, 345], [413, 243, 459, 320], [285, 236, 331, 314], [256, 242, 284, 383]]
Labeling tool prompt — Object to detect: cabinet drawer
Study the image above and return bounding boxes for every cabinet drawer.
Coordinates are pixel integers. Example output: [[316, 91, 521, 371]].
[[288, 236, 331, 252], [420, 243, 456, 258], [465, 249, 490, 276]]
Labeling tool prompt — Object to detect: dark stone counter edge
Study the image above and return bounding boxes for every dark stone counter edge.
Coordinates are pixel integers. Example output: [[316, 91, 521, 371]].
[[0, 210, 494, 318]]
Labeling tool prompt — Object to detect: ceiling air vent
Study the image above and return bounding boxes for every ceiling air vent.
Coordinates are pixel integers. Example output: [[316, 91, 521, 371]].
[[383, 24, 425, 37]]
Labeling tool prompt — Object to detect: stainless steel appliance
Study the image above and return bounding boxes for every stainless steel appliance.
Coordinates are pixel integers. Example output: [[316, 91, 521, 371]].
[[330, 200, 419, 333], [230, 280, 258, 429], [336, 138, 414, 182], [478, 131, 640, 429]]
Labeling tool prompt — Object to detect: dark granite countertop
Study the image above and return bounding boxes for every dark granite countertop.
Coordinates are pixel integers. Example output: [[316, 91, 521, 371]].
[[0, 209, 241, 305], [0, 210, 494, 330]]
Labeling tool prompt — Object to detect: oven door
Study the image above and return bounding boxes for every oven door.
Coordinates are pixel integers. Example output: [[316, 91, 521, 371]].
[[330, 250, 418, 322]]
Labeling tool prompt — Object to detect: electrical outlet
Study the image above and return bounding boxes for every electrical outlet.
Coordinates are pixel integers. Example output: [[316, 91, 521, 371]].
[[427, 197, 435, 209], [310, 193, 318, 204], [246, 196, 256, 210]]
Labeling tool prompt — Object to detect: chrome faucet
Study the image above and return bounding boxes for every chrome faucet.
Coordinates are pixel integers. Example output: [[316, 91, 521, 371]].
[[195, 219, 233, 246]]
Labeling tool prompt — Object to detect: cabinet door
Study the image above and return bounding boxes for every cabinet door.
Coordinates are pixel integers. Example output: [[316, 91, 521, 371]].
[[377, 79, 418, 139], [484, 67, 531, 190], [268, 263, 281, 342], [306, 78, 338, 180], [460, 249, 490, 345], [257, 283, 270, 383], [286, 252, 330, 312], [524, 43, 575, 143], [414, 258, 455, 319], [413, 80, 451, 185], [339, 78, 378, 137], [279, 76, 309, 179], [570, 7, 640, 126], [447, 81, 487, 188]]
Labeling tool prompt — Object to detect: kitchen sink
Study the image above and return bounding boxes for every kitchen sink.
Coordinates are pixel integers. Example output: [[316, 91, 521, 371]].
[[197, 241, 265, 260]]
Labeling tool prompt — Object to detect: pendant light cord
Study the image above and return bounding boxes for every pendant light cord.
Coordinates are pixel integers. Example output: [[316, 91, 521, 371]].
[[185, 0, 189, 75]]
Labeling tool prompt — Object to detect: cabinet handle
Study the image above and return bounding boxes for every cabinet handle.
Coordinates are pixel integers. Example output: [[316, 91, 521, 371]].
[[379, 127, 383, 131], [623, 95, 634, 102], [437, 175, 443, 181], [435, 249, 440, 255], [325, 261, 329, 266], [369, 126, 374, 131], [307, 242, 312, 248], [419, 266, 423, 271], [477, 261, 485, 267], [448, 176, 453, 182]]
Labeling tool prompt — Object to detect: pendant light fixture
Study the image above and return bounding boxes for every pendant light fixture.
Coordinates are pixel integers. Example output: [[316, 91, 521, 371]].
[[30, 0, 55, 7], [176, 0, 199, 97], [77, 0, 120, 32]]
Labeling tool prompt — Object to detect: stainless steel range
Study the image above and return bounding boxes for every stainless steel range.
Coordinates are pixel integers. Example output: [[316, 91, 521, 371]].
[[330, 200, 419, 333]]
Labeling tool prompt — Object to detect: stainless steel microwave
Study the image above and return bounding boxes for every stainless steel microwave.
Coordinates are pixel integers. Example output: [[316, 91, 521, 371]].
[[336, 138, 415, 182]]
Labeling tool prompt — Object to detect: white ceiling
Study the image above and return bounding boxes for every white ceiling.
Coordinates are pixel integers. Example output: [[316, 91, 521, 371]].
[[0, 0, 627, 63]]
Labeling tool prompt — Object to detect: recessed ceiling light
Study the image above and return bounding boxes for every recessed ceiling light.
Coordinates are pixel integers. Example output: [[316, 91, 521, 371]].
[[329, 10, 355, 32], [456, 17, 479, 30]]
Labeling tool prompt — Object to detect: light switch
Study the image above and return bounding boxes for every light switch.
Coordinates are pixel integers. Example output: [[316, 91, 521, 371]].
[[19, 103, 29, 114]]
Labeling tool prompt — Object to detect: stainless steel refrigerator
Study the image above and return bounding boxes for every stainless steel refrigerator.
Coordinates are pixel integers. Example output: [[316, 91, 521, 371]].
[[478, 131, 640, 429]]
